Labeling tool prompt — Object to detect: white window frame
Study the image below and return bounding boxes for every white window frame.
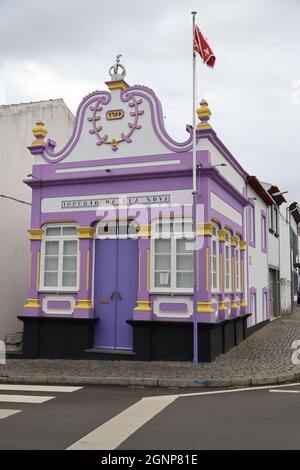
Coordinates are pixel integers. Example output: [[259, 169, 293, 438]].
[[150, 218, 194, 294], [224, 232, 231, 293], [40, 224, 80, 292], [211, 224, 219, 293]]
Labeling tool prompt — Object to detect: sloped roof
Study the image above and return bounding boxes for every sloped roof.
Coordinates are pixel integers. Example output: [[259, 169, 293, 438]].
[[247, 176, 274, 205]]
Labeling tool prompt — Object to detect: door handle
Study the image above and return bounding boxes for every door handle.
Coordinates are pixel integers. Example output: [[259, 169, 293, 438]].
[[110, 291, 116, 300], [117, 291, 122, 300]]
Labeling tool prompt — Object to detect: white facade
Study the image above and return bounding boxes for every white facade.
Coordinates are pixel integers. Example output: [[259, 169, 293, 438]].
[[247, 186, 269, 325], [279, 203, 292, 314], [0, 99, 74, 340]]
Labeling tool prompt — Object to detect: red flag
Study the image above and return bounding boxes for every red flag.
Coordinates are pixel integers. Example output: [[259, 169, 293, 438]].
[[193, 25, 216, 68]]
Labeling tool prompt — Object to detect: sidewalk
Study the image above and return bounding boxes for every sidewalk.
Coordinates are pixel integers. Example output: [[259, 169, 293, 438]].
[[2, 317, 300, 388]]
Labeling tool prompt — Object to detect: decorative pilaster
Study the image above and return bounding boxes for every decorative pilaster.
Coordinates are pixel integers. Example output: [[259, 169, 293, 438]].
[[133, 225, 152, 320], [23, 228, 44, 316], [196, 222, 217, 322], [218, 230, 228, 320], [239, 240, 248, 314], [230, 236, 239, 316], [74, 227, 95, 318]]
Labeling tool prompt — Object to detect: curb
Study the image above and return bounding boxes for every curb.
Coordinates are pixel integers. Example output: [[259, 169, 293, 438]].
[[0, 371, 300, 388]]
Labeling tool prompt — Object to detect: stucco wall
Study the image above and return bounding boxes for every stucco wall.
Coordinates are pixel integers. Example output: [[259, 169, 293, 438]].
[[247, 186, 269, 325], [279, 205, 291, 314], [0, 99, 74, 340]]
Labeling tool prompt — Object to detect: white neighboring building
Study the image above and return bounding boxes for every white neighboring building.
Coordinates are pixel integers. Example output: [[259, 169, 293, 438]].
[[279, 202, 292, 314], [247, 176, 273, 328], [0, 99, 74, 341]]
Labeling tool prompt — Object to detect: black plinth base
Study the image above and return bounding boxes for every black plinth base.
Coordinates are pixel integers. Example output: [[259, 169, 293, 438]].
[[128, 314, 251, 362], [18, 316, 98, 359]]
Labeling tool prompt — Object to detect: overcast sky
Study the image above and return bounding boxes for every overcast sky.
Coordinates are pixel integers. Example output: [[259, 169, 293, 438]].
[[1, 0, 300, 201]]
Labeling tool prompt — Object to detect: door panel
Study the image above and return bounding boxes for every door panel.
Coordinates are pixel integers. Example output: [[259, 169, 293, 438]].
[[94, 239, 118, 348], [116, 239, 138, 349], [93, 238, 138, 350]]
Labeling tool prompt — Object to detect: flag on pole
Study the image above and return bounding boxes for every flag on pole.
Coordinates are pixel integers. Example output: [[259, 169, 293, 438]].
[[193, 25, 216, 68]]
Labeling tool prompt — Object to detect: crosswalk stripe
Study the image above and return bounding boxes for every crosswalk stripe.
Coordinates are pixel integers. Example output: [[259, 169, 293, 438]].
[[0, 409, 21, 419], [0, 394, 54, 404], [0, 385, 82, 393], [67, 395, 177, 450]]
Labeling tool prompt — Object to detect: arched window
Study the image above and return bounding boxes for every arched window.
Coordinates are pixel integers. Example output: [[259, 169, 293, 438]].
[[211, 224, 219, 292], [40, 225, 79, 291]]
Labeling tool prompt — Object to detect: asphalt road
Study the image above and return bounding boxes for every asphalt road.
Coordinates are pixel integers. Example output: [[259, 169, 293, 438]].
[[0, 383, 300, 449]]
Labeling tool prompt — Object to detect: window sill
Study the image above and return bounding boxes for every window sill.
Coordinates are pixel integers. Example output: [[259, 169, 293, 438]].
[[149, 290, 193, 295], [38, 289, 79, 294]]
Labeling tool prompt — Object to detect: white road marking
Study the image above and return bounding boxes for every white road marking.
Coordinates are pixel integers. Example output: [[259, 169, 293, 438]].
[[0, 385, 82, 393], [67, 395, 177, 450], [0, 394, 54, 404], [0, 409, 21, 419], [67, 381, 300, 450], [269, 389, 300, 394], [176, 381, 300, 398]]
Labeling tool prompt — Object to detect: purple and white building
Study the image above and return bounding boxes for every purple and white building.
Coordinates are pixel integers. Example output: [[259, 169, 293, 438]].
[[19, 64, 271, 361]]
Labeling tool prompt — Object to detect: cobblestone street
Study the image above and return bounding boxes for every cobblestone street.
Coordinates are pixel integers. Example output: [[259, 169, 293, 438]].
[[2, 317, 300, 387]]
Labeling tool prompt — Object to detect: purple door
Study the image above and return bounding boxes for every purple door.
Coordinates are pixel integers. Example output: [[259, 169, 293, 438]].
[[94, 238, 138, 350]]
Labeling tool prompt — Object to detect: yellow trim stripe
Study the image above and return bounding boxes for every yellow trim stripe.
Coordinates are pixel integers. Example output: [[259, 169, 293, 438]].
[[197, 252, 200, 290], [206, 247, 209, 290], [36, 251, 40, 290], [231, 256, 235, 291], [241, 259, 244, 292], [138, 252, 141, 292], [219, 253, 223, 292], [86, 249, 90, 291], [146, 249, 150, 290]]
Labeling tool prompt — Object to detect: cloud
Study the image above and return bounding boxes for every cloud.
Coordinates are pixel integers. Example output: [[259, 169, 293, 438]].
[[1, 0, 300, 201]]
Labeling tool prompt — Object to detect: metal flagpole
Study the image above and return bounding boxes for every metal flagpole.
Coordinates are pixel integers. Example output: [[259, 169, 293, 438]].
[[191, 11, 198, 365]]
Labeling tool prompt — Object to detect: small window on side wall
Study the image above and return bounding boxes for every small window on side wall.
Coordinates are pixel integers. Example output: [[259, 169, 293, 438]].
[[248, 204, 255, 246]]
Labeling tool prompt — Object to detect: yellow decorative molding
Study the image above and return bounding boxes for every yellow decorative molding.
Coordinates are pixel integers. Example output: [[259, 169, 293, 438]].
[[28, 229, 44, 241], [231, 299, 239, 309], [196, 99, 212, 129], [74, 299, 93, 309], [240, 299, 248, 307], [31, 120, 48, 146], [197, 222, 214, 237], [136, 224, 152, 237], [219, 301, 228, 311], [218, 230, 227, 242], [24, 298, 40, 308], [36, 251, 40, 290], [197, 301, 215, 313], [230, 235, 239, 247], [105, 80, 129, 91], [240, 240, 247, 250], [77, 227, 95, 239], [134, 300, 152, 312]]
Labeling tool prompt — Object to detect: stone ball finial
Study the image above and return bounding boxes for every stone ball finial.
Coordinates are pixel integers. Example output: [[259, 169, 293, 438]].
[[197, 99, 212, 130], [31, 120, 48, 146]]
